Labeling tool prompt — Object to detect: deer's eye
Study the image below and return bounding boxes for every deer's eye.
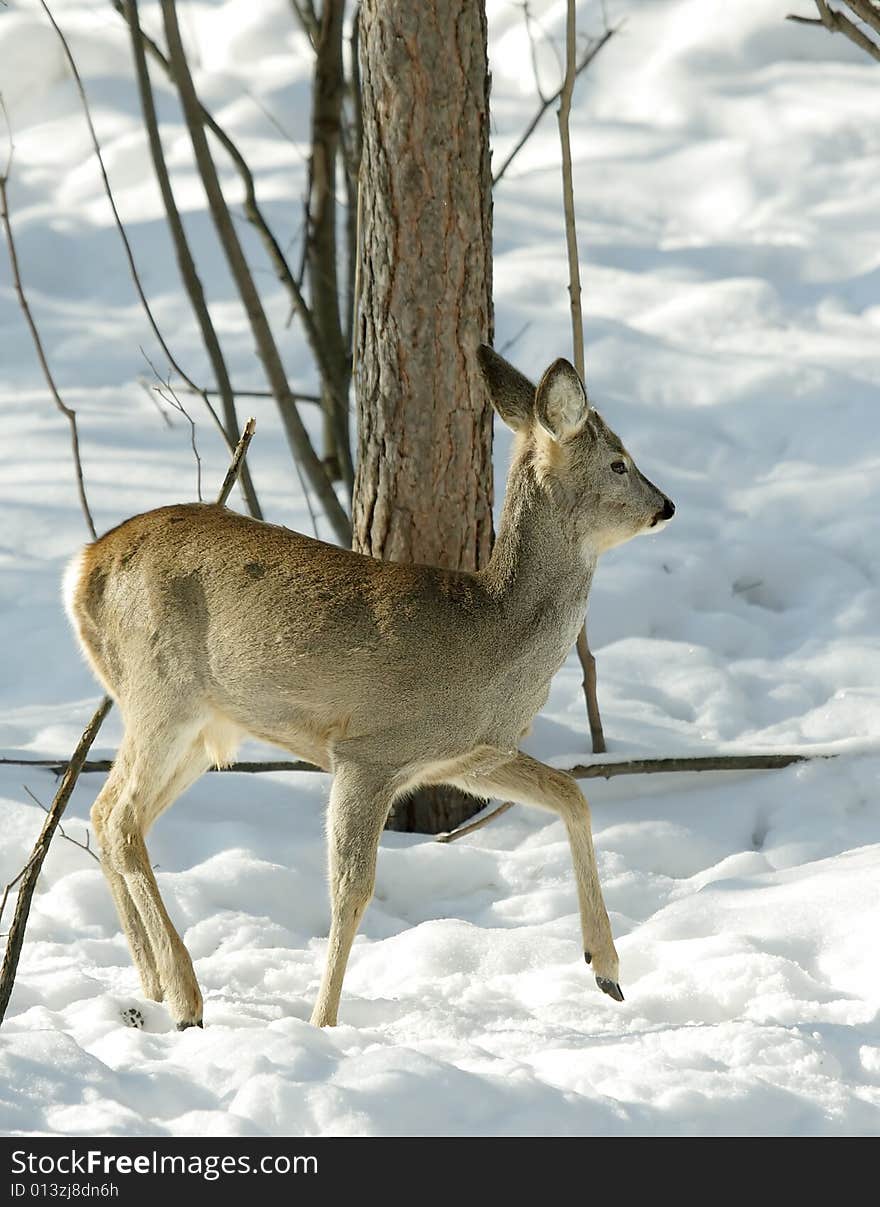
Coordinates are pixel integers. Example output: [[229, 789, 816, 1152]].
[[611, 460, 627, 475]]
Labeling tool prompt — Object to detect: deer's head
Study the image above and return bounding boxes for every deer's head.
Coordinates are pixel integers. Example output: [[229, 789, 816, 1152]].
[[478, 346, 674, 555]]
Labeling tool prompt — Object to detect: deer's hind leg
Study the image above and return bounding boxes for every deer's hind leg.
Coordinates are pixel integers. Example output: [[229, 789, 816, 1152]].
[[434, 749, 623, 1002], [91, 764, 164, 1003], [92, 705, 220, 1028]]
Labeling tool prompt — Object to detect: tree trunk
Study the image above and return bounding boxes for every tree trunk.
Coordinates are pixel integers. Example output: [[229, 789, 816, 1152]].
[[354, 0, 494, 834]]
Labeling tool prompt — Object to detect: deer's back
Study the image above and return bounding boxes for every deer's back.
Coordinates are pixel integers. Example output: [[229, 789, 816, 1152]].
[[66, 504, 548, 763]]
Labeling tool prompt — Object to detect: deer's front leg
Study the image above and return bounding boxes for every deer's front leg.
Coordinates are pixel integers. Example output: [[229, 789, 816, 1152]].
[[311, 764, 396, 1027], [444, 749, 622, 1001]]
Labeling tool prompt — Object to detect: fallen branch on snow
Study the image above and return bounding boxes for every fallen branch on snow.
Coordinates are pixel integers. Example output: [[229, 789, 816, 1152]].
[[0, 749, 830, 781]]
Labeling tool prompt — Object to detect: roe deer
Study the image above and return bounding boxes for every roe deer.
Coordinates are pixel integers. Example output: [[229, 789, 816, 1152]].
[[64, 348, 674, 1029]]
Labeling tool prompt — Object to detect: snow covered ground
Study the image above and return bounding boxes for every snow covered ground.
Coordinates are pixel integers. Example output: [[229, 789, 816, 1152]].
[[1, 0, 879, 1135]]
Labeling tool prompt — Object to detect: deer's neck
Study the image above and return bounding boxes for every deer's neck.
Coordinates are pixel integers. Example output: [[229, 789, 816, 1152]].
[[479, 453, 595, 645]]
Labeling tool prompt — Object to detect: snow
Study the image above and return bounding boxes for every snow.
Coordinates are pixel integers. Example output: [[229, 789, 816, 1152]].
[[1, 0, 879, 1136]]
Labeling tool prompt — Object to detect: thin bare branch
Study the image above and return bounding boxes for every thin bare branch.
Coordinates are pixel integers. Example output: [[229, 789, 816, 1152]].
[[216, 417, 256, 507], [0, 750, 831, 780], [0, 856, 39, 934], [245, 91, 305, 154], [125, 0, 262, 518], [174, 384, 322, 404], [492, 26, 617, 186], [137, 377, 173, 426], [290, 0, 320, 47], [0, 97, 97, 541], [787, 1, 880, 59], [142, 351, 203, 502], [522, 2, 550, 103], [0, 99, 10, 181], [0, 181, 98, 542], [498, 320, 533, 356], [0, 696, 112, 1026], [435, 801, 514, 843], [22, 785, 100, 865], [558, 6, 586, 379], [556, 0, 606, 754], [576, 626, 605, 754], [159, 0, 350, 543]]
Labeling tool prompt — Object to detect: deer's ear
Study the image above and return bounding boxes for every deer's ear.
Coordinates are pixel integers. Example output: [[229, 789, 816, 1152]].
[[476, 345, 535, 433], [534, 358, 589, 441]]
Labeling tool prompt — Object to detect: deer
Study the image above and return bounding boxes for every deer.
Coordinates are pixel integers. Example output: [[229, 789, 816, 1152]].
[[63, 347, 674, 1031]]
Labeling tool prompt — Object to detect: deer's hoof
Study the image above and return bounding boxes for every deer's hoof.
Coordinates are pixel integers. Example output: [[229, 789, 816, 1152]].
[[176, 1019, 204, 1031], [596, 976, 624, 1002]]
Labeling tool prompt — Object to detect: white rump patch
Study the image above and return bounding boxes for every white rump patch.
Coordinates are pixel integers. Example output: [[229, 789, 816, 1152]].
[[62, 548, 86, 630]]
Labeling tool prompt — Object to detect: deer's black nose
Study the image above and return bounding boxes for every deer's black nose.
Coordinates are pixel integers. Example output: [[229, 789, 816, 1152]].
[[661, 498, 675, 520]]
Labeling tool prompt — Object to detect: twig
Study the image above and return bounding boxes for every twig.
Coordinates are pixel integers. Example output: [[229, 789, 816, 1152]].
[[0, 856, 39, 934], [142, 350, 203, 501], [557, 0, 606, 754], [492, 26, 617, 186], [137, 377, 173, 427], [290, 0, 320, 47], [498, 320, 533, 357], [576, 627, 605, 755], [787, 1, 880, 60], [522, 2, 551, 104], [216, 417, 257, 507], [0, 750, 831, 780], [22, 785, 100, 865], [160, 0, 351, 545], [125, 0, 262, 519], [558, 1, 586, 382], [435, 801, 514, 843], [0, 101, 97, 541], [244, 92, 305, 155], [173, 384, 322, 404], [0, 697, 112, 1026]]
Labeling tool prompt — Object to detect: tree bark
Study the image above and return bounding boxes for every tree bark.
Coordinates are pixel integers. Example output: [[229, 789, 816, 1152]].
[[355, 0, 494, 833]]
